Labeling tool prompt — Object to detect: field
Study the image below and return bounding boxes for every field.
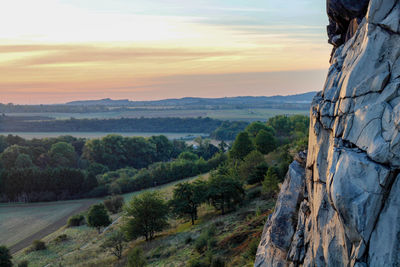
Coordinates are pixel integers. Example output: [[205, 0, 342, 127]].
[[0, 132, 206, 140], [0, 174, 207, 254], [11, 176, 273, 267], [5, 108, 308, 122]]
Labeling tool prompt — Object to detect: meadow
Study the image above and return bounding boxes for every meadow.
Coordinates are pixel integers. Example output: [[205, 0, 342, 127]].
[[11, 174, 272, 267], [0, 174, 206, 254]]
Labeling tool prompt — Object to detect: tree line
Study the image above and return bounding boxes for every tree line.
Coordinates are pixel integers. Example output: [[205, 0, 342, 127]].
[[0, 134, 220, 202], [0, 116, 230, 134]]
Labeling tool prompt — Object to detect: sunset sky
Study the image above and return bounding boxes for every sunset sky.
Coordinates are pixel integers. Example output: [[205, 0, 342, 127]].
[[0, 0, 331, 104]]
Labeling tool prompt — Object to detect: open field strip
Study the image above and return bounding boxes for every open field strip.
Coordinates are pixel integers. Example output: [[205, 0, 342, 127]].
[[0, 173, 208, 254]]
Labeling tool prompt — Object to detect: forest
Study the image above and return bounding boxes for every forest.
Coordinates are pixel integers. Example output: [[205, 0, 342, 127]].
[[0, 115, 309, 204]]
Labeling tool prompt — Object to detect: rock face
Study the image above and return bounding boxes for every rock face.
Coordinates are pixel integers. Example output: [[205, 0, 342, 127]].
[[255, 1, 400, 266]]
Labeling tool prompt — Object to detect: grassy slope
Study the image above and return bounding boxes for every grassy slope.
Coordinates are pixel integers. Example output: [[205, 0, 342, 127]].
[[12, 176, 274, 267], [0, 174, 208, 253]]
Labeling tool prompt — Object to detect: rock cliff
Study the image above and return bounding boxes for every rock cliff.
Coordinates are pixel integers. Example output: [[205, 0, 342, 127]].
[[255, 0, 400, 266]]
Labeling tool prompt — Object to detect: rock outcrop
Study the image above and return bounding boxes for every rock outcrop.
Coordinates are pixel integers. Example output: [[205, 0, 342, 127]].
[[255, 0, 400, 266]]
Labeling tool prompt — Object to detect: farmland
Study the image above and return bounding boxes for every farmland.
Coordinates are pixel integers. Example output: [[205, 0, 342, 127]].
[[4, 107, 308, 122]]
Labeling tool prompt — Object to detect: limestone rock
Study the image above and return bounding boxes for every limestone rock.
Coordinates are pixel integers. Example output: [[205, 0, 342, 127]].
[[256, 0, 400, 266]]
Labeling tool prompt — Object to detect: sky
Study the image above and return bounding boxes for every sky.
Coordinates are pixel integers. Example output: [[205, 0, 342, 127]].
[[0, 0, 331, 104]]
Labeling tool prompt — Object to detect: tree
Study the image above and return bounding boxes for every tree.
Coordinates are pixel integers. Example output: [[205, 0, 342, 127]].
[[238, 150, 266, 183], [229, 132, 254, 160], [127, 248, 146, 267], [207, 171, 245, 215], [124, 191, 169, 241], [87, 203, 111, 233], [15, 153, 34, 168], [101, 230, 127, 260], [0, 246, 12, 267], [218, 141, 227, 153], [255, 129, 277, 154], [169, 181, 207, 225], [104, 195, 124, 214], [0, 145, 31, 169], [149, 135, 173, 162], [245, 121, 274, 138], [178, 151, 199, 161], [48, 142, 77, 168], [262, 167, 280, 197]]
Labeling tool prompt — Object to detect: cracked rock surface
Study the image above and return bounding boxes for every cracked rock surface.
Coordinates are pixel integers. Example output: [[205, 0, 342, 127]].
[[255, 0, 400, 266]]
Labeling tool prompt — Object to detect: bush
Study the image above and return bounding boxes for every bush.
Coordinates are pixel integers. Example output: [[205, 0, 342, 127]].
[[0, 246, 12, 267], [31, 240, 46, 251], [194, 226, 217, 253], [246, 188, 261, 200], [103, 195, 124, 214], [54, 234, 68, 243], [87, 203, 111, 233], [188, 258, 208, 267], [185, 235, 193, 244], [67, 214, 85, 227], [127, 248, 146, 267], [18, 260, 29, 267], [211, 257, 226, 267]]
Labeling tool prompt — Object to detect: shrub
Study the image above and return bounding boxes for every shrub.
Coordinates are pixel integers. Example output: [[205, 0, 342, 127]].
[[18, 260, 29, 267], [262, 167, 280, 197], [194, 235, 208, 253], [67, 214, 85, 227], [54, 234, 68, 243], [211, 257, 226, 267], [246, 188, 261, 200], [127, 248, 146, 267], [103, 195, 124, 214], [87, 203, 111, 233], [194, 226, 217, 253], [188, 258, 208, 267], [243, 239, 259, 262], [185, 235, 193, 244], [0, 246, 12, 267], [31, 240, 46, 251]]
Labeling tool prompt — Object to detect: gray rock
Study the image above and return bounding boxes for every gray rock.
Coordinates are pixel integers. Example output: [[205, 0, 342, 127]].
[[256, 0, 400, 266]]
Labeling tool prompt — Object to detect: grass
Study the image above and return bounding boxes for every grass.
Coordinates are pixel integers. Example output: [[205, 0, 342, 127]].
[[0, 201, 84, 247], [0, 173, 209, 252], [11, 177, 275, 267]]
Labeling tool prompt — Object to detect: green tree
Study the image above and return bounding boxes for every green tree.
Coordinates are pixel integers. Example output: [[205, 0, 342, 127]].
[[245, 121, 274, 138], [255, 129, 277, 154], [48, 142, 77, 168], [87, 203, 111, 233], [127, 248, 146, 267], [124, 191, 169, 241], [238, 150, 266, 182], [0, 246, 12, 267], [15, 153, 34, 169], [101, 230, 127, 260], [0, 145, 31, 169], [207, 171, 245, 214], [169, 181, 207, 225], [229, 132, 254, 160], [262, 167, 280, 197], [178, 151, 199, 161], [149, 135, 173, 162]]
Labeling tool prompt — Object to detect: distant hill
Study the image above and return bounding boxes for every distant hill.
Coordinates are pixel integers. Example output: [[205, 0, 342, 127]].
[[65, 92, 317, 107], [66, 98, 133, 106]]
